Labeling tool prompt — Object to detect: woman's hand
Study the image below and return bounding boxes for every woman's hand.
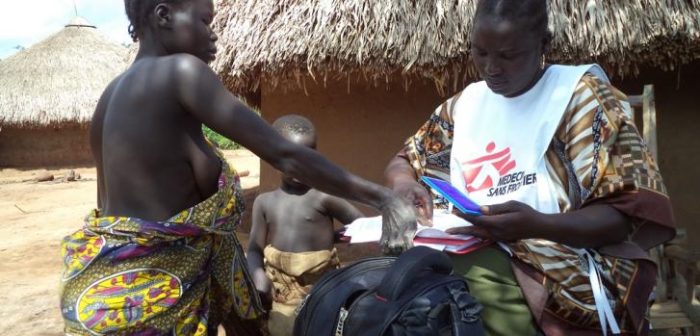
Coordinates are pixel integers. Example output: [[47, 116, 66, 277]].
[[446, 200, 545, 242], [379, 195, 417, 256], [384, 155, 433, 226], [447, 201, 634, 248], [391, 179, 434, 226]]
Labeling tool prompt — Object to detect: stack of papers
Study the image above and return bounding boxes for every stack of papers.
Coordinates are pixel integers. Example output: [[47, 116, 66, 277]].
[[343, 213, 490, 254]]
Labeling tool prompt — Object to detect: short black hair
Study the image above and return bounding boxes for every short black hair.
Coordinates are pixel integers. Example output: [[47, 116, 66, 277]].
[[474, 0, 551, 41], [272, 114, 316, 139], [124, 0, 186, 42]]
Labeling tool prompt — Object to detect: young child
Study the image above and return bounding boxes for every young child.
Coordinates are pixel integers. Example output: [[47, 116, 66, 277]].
[[58, 0, 415, 335], [247, 115, 364, 336]]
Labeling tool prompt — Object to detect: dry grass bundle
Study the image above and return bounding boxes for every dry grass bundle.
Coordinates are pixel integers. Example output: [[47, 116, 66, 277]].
[[212, 0, 700, 94], [0, 18, 128, 128]]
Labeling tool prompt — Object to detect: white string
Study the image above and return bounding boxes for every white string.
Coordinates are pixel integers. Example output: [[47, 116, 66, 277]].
[[586, 251, 620, 335]]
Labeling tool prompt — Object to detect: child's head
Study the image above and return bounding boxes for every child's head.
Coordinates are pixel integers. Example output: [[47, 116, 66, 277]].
[[124, 0, 218, 63], [272, 114, 317, 149], [272, 114, 317, 188]]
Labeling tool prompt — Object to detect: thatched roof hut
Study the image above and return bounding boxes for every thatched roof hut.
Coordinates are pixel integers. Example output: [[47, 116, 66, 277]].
[[0, 17, 128, 167], [212, 0, 700, 94], [0, 17, 128, 128]]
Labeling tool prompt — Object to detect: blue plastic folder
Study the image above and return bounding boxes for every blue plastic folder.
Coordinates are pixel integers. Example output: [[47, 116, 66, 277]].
[[420, 176, 482, 216]]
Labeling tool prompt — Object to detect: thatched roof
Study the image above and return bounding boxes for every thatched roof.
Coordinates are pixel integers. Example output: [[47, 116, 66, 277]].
[[0, 17, 128, 128], [212, 0, 700, 93]]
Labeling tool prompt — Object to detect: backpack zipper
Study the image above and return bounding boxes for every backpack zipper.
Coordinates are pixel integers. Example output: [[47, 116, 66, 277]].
[[299, 258, 395, 336]]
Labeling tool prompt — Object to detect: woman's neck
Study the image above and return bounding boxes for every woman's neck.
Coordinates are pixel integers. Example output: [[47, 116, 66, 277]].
[[504, 64, 550, 98], [133, 33, 169, 61]]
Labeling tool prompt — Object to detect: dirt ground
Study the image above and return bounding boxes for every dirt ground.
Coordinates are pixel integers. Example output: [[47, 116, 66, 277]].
[[0, 150, 261, 335]]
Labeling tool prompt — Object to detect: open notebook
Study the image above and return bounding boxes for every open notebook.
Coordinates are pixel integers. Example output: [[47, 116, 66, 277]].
[[343, 212, 491, 254]]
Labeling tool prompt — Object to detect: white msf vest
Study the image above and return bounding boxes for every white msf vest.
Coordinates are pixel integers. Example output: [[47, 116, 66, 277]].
[[450, 64, 608, 214], [449, 64, 621, 335]]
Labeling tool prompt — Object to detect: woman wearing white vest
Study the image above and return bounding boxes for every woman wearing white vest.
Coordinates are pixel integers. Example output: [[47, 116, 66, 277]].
[[384, 0, 675, 335]]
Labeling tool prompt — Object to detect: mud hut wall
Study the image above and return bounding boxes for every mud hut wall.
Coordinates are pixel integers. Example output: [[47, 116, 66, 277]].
[[259, 78, 445, 209], [0, 125, 93, 168]]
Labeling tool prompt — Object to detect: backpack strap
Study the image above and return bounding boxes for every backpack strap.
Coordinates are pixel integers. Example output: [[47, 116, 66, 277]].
[[376, 246, 453, 301]]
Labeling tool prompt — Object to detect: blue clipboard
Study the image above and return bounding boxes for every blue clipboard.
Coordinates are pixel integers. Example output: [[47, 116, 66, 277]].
[[420, 176, 482, 216]]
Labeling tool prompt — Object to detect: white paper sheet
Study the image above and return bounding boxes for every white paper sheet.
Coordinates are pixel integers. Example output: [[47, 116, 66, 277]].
[[344, 212, 473, 244]]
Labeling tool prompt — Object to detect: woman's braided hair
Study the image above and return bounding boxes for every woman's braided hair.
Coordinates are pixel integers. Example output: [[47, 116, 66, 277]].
[[475, 0, 551, 43], [124, 0, 185, 42]]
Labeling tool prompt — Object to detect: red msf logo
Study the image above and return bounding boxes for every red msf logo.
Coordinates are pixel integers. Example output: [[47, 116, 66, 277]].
[[461, 142, 516, 193]]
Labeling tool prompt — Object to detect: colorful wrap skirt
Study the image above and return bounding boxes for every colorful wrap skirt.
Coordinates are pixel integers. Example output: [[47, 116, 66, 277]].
[[60, 162, 263, 335]]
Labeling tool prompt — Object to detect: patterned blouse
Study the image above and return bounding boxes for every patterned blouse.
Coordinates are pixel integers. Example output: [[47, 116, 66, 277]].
[[399, 73, 675, 334]]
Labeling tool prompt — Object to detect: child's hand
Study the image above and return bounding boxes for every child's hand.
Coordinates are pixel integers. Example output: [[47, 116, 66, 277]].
[[252, 269, 273, 310], [259, 291, 272, 312], [379, 195, 417, 255], [253, 269, 272, 294]]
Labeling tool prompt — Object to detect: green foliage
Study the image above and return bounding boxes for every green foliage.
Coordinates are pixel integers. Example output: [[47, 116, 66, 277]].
[[203, 126, 239, 150], [201, 96, 259, 150]]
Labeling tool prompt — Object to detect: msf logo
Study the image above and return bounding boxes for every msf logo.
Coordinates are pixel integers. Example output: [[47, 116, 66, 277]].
[[460, 142, 516, 193]]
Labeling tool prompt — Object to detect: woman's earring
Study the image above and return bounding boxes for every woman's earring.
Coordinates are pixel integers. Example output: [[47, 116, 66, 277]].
[[541, 55, 546, 69]]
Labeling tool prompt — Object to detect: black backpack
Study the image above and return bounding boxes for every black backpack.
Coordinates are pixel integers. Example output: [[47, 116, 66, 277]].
[[293, 246, 484, 336]]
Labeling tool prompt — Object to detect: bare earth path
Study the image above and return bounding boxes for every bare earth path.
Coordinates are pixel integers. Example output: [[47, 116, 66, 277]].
[[0, 150, 259, 335]]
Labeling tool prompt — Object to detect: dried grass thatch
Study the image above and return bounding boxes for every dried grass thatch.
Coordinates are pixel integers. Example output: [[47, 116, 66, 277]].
[[212, 0, 700, 93], [0, 17, 128, 128], [125, 42, 139, 64]]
